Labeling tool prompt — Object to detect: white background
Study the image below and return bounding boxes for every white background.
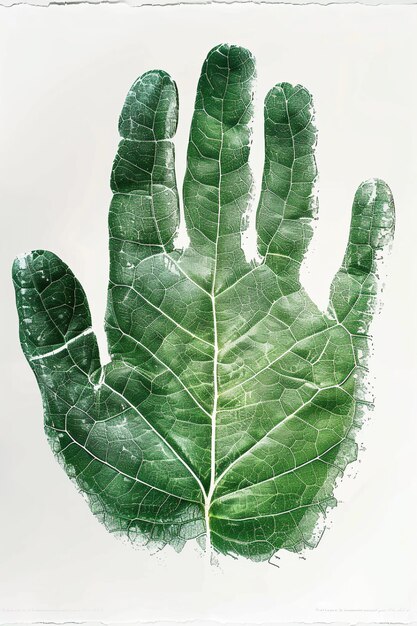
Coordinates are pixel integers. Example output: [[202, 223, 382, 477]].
[[0, 4, 416, 624]]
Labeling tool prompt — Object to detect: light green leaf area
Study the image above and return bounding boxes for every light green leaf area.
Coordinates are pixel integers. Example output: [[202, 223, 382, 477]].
[[13, 45, 395, 561]]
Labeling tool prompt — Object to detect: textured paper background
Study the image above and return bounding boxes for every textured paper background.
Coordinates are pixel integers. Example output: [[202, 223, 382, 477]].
[[1, 0, 417, 9], [1, 1, 417, 8], [1, 3, 416, 626]]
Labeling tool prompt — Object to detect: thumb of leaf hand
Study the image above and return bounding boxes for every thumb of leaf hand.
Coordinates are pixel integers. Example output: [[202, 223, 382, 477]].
[[12, 250, 101, 407]]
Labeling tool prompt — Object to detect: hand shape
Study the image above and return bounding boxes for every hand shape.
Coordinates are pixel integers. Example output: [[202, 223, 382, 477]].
[[13, 44, 395, 561]]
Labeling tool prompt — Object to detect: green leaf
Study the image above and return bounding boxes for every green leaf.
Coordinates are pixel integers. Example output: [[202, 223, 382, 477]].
[[13, 44, 395, 561]]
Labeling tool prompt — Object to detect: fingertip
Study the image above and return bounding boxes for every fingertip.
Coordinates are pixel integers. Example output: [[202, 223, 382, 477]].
[[198, 44, 256, 103], [353, 178, 395, 250], [131, 69, 176, 99], [355, 177, 393, 206], [13, 249, 73, 291], [264, 83, 315, 136], [265, 82, 312, 108], [13, 250, 55, 285], [265, 82, 311, 103], [205, 43, 255, 69], [341, 178, 395, 280], [13, 248, 94, 356], [119, 69, 178, 141]]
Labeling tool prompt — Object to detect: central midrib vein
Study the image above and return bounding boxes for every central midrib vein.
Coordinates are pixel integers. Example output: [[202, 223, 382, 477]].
[[205, 281, 218, 558], [204, 54, 229, 559]]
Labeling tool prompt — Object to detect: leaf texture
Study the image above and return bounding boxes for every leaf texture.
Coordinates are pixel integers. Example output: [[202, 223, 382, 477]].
[[13, 44, 395, 561]]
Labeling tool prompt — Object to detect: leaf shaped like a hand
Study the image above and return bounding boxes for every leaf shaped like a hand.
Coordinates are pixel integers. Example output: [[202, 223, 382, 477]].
[[13, 45, 395, 561]]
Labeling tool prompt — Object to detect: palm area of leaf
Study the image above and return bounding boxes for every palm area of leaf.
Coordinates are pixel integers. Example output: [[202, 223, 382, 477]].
[[13, 44, 395, 561]]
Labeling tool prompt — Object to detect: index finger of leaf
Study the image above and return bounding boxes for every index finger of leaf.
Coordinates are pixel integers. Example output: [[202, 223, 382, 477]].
[[107, 70, 180, 357]]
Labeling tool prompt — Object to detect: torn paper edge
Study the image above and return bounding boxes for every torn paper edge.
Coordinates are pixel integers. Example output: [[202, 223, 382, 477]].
[[2, 0, 417, 8]]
